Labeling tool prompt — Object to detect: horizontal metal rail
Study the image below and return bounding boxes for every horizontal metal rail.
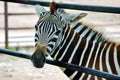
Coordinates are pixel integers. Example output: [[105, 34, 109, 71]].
[[9, 36, 34, 38], [1, 0, 120, 14], [0, 27, 34, 30], [0, 48, 120, 79], [0, 41, 33, 44], [0, 13, 35, 16]]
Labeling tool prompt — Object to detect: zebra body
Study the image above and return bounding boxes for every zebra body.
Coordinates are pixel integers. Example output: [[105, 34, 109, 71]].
[[32, 2, 120, 80]]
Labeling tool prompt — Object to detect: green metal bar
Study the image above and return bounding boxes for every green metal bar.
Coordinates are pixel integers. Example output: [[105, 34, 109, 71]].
[[0, 48, 120, 79], [4, 2, 9, 48], [1, 0, 120, 14]]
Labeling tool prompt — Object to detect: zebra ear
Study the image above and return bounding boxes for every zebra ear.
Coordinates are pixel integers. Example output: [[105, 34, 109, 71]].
[[35, 4, 46, 16], [60, 13, 87, 23]]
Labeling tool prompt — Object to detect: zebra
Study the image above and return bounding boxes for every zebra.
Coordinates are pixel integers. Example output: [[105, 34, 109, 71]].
[[31, 2, 120, 80]]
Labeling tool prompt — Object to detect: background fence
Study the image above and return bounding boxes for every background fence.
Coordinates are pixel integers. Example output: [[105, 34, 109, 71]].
[[0, 2, 36, 48], [0, 0, 120, 48]]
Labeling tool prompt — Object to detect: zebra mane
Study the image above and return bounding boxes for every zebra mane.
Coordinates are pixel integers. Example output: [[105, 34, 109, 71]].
[[56, 9, 108, 42], [70, 21, 108, 43]]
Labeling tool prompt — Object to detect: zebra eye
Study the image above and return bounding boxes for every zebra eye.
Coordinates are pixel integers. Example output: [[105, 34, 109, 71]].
[[55, 29, 61, 35]]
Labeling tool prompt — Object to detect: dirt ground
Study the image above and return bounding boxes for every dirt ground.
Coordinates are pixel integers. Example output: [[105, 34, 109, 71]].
[[0, 48, 69, 80], [0, 0, 120, 80]]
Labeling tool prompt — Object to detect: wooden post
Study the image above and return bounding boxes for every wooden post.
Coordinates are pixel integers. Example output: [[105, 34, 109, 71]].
[[4, 2, 8, 48]]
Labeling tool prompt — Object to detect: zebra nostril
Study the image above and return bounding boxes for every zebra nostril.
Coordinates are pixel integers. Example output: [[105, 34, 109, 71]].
[[31, 50, 46, 68]]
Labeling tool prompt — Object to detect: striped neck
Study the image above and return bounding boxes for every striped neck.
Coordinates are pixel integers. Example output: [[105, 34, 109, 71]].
[[51, 23, 117, 61]]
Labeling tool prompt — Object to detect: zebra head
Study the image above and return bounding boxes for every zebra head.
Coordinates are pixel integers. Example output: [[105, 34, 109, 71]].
[[31, 2, 87, 68]]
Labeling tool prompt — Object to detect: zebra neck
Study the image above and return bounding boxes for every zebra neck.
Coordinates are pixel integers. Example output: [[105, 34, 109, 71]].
[[51, 24, 116, 61], [50, 24, 120, 78]]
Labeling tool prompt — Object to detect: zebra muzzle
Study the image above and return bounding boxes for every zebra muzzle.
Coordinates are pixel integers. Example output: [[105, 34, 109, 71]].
[[31, 50, 46, 68]]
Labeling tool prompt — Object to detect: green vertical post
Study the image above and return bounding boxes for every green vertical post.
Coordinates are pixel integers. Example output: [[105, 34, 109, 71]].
[[4, 2, 8, 48]]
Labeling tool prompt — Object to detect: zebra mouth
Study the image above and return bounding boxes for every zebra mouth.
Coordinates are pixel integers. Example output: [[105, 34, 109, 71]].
[[31, 50, 46, 68]]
